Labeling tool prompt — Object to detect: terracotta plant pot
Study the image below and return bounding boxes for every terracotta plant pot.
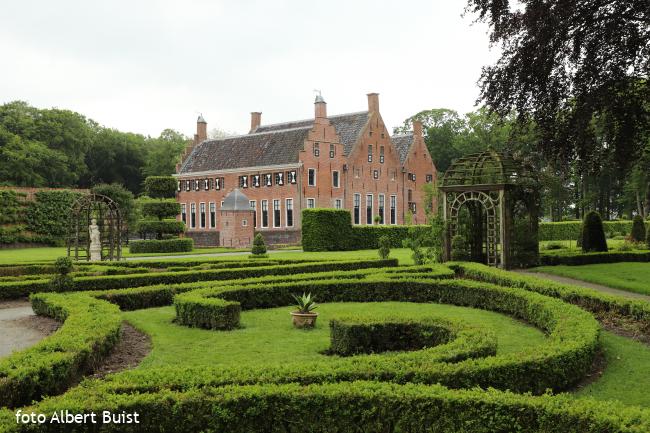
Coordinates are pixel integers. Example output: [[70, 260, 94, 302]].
[[290, 311, 318, 328]]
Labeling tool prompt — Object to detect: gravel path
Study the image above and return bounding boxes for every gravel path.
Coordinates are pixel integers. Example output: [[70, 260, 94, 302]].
[[126, 249, 303, 261], [517, 270, 650, 302], [0, 300, 59, 358]]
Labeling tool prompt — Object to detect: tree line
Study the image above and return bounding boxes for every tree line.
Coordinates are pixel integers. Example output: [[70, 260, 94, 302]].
[[0, 101, 188, 194]]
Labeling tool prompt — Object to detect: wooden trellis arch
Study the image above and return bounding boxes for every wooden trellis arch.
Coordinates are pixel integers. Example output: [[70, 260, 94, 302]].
[[66, 193, 123, 261]]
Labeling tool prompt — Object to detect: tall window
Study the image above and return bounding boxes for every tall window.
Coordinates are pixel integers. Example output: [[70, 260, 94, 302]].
[[366, 194, 373, 224], [181, 204, 187, 225], [332, 171, 340, 188], [408, 189, 413, 202], [261, 200, 269, 228], [380, 146, 385, 163], [335, 199, 342, 209], [209, 202, 216, 228], [199, 203, 206, 228], [314, 142, 320, 157], [307, 198, 315, 208], [308, 168, 316, 186], [286, 199, 294, 227], [190, 203, 196, 228], [250, 201, 257, 228], [390, 195, 397, 225], [353, 193, 360, 224], [273, 200, 281, 227], [329, 143, 335, 158], [368, 145, 373, 162], [378, 194, 385, 224]]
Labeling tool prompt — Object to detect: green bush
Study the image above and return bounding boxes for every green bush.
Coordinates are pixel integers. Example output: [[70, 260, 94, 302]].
[[128, 238, 193, 254], [581, 211, 608, 252], [251, 233, 267, 255], [140, 200, 181, 220], [0, 190, 25, 225], [302, 208, 353, 251], [174, 295, 241, 330], [144, 176, 177, 199], [352, 225, 430, 249], [377, 235, 390, 259], [25, 190, 82, 240], [540, 250, 650, 266], [329, 315, 456, 356], [631, 215, 646, 243], [53, 256, 73, 275], [538, 220, 649, 241], [450, 235, 470, 260], [91, 183, 136, 227], [0, 292, 121, 407], [136, 220, 185, 237]]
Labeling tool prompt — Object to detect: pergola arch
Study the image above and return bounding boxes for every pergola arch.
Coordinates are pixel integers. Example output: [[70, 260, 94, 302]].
[[440, 149, 539, 269], [67, 193, 123, 261]]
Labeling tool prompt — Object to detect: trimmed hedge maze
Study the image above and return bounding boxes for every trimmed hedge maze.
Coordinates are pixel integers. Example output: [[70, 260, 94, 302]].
[[2, 259, 650, 432]]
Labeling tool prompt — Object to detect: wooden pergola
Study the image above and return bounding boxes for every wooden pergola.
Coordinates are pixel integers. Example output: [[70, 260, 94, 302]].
[[67, 193, 123, 261], [440, 149, 539, 269]]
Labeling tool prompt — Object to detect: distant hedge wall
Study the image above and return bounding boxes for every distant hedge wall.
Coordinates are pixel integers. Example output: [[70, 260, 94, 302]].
[[539, 220, 650, 241], [129, 238, 193, 254], [302, 209, 429, 251]]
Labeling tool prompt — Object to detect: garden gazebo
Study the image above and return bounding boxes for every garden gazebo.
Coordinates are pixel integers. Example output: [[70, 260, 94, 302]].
[[67, 193, 123, 261], [440, 149, 539, 269]]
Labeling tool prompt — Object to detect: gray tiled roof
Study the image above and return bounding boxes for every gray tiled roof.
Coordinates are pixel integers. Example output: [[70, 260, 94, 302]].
[[254, 111, 370, 156], [392, 133, 414, 165], [221, 188, 250, 211], [179, 111, 370, 174], [179, 127, 311, 174]]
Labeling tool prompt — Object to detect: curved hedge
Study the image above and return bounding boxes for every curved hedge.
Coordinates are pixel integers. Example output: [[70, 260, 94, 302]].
[[0, 292, 121, 408]]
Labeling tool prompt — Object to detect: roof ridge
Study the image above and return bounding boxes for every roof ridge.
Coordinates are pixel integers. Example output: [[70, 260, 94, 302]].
[[256, 110, 369, 130], [202, 126, 313, 144]]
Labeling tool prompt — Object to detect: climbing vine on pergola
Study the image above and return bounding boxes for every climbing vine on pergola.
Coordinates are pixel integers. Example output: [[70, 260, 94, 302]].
[[67, 193, 123, 261], [440, 149, 539, 269]]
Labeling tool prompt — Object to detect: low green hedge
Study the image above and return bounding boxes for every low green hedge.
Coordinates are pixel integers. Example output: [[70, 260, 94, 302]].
[[450, 261, 650, 331], [540, 250, 650, 266], [174, 295, 241, 330], [128, 238, 193, 254], [135, 220, 186, 236], [0, 292, 121, 408], [539, 220, 650, 241], [3, 381, 650, 433], [329, 315, 457, 356], [351, 225, 430, 249], [0, 259, 398, 300]]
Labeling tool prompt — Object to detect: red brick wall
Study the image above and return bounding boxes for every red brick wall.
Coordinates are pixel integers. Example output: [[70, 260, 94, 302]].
[[219, 210, 254, 247], [402, 129, 437, 224]]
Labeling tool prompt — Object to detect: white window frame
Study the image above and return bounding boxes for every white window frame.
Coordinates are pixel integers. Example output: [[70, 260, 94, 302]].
[[366, 193, 373, 225], [335, 199, 342, 209], [209, 202, 216, 228], [249, 200, 257, 228], [378, 194, 385, 225], [390, 195, 397, 225], [332, 170, 340, 188], [286, 198, 294, 227], [190, 203, 196, 229], [199, 202, 206, 228], [308, 168, 316, 186], [307, 198, 315, 209], [273, 199, 281, 228], [261, 200, 269, 228], [181, 203, 187, 225], [353, 193, 361, 225]]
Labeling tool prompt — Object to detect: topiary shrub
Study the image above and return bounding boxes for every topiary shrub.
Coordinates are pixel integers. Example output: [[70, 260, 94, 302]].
[[581, 211, 608, 253], [630, 215, 646, 243], [251, 233, 267, 256], [91, 183, 136, 227], [50, 256, 74, 291], [302, 209, 353, 251], [378, 235, 390, 260], [144, 176, 178, 199]]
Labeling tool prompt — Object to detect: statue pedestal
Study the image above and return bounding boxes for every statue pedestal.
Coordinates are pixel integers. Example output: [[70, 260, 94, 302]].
[[89, 245, 101, 262]]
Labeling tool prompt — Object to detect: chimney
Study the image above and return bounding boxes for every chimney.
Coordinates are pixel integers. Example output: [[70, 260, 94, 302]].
[[314, 93, 327, 120], [250, 112, 262, 132], [367, 93, 379, 113], [196, 114, 207, 143], [413, 120, 423, 137]]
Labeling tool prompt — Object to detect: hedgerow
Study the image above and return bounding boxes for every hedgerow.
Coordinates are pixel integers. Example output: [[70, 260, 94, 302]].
[[538, 220, 650, 241], [0, 292, 121, 408], [0, 259, 398, 299], [129, 238, 193, 254], [540, 250, 650, 265]]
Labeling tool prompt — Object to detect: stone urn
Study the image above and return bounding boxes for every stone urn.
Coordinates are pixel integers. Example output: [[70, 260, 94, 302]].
[[290, 311, 318, 329]]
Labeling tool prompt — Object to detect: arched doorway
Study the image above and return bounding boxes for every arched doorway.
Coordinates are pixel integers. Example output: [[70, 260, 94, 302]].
[[67, 193, 123, 261], [440, 149, 539, 269]]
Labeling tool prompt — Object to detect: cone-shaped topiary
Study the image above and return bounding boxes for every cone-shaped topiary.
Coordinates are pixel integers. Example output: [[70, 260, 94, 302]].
[[630, 215, 646, 243], [581, 211, 608, 253], [251, 233, 267, 255], [378, 235, 390, 260]]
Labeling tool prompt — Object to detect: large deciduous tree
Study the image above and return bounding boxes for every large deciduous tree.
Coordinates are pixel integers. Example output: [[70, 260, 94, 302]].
[[466, 0, 650, 171]]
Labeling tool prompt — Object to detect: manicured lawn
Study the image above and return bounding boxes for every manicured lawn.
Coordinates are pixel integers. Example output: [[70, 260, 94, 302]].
[[575, 331, 650, 407], [532, 262, 650, 295], [124, 302, 546, 370], [539, 239, 647, 254]]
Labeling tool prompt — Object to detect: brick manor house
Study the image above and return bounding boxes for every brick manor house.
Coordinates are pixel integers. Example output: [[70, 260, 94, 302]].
[[174, 93, 437, 247]]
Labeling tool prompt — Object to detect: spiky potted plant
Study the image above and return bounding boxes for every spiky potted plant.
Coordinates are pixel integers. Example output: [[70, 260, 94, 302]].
[[290, 292, 318, 328]]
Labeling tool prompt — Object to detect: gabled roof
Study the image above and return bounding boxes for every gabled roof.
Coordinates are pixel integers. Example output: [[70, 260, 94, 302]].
[[391, 133, 414, 165], [253, 111, 370, 156], [179, 127, 311, 174], [221, 188, 250, 210], [180, 111, 370, 174]]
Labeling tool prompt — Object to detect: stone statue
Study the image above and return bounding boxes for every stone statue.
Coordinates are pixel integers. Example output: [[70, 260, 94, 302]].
[[89, 218, 101, 261]]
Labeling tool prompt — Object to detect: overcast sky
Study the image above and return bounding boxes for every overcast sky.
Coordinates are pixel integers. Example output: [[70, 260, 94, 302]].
[[0, 0, 498, 138]]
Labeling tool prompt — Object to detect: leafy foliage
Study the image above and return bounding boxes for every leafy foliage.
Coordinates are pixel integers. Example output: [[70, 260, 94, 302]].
[[581, 211, 608, 253], [144, 176, 177, 199], [251, 233, 267, 255], [292, 292, 318, 313], [25, 190, 82, 240], [631, 215, 646, 243], [377, 235, 390, 260]]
